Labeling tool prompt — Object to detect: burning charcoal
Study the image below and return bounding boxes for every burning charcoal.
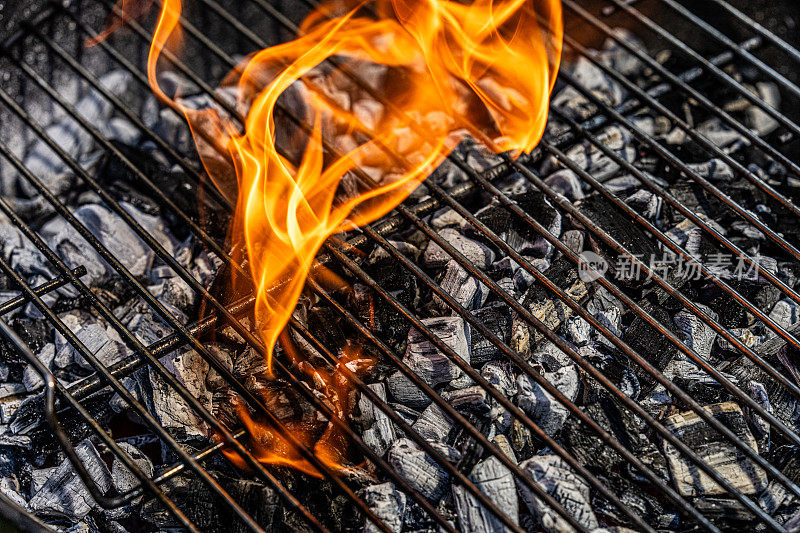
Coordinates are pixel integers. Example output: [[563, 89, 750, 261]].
[[140, 348, 211, 442], [453, 456, 518, 533], [746, 82, 780, 136], [516, 365, 579, 438], [560, 126, 636, 182], [28, 439, 113, 519], [432, 260, 488, 313], [387, 438, 456, 500], [673, 304, 718, 360], [423, 228, 495, 270], [531, 342, 573, 371], [686, 159, 735, 182], [662, 402, 768, 497], [368, 240, 420, 264], [561, 230, 584, 255], [516, 455, 599, 533], [412, 403, 453, 442], [470, 304, 511, 367], [599, 29, 645, 77], [403, 316, 471, 387], [359, 383, 396, 456], [545, 169, 584, 201], [443, 386, 489, 415], [362, 482, 406, 533]]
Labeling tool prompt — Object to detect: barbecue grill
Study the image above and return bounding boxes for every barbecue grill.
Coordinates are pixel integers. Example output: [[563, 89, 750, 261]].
[[0, 0, 799, 531]]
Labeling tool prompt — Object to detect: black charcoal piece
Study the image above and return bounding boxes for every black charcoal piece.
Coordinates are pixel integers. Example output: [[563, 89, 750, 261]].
[[442, 386, 489, 414], [662, 402, 768, 497], [432, 260, 488, 314], [423, 228, 495, 270], [386, 372, 431, 410], [515, 365, 579, 438], [624, 190, 661, 220], [404, 316, 471, 387], [358, 383, 396, 456], [516, 455, 599, 533], [470, 305, 511, 367], [453, 456, 518, 533], [673, 304, 718, 360], [28, 439, 113, 519], [111, 441, 154, 505], [387, 438, 455, 501], [686, 159, 734, 182], [362, 482, 406, 533]]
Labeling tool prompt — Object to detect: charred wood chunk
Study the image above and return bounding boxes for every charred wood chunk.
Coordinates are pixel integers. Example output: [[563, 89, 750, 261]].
[[470, 304, 511, 367], [358, 383, 396, 457], [432, 260, 488, 314], [412, 403, 453, 443], [404, 316, 471, 388], [516, 455, 599, 533], [386, 371, 431, 411], [662, 402, 768, 497], [673, 304, 718, 360], [515, 365, 579, 438], [623, 303, 679, 394], [423, 228, 495, 270], [387, 438, 458, 501], [453, 456, 518, 533], [28, 439, 113, 519], [362, 482, 406, 533]]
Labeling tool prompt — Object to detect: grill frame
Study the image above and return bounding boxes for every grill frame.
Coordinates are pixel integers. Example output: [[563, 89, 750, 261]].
[[0, 0, 797, 531]]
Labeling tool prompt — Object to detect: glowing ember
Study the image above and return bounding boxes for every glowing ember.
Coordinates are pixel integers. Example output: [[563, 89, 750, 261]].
[[96, 0, 562, 474]]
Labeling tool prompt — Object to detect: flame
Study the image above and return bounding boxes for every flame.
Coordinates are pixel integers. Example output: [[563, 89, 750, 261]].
[[100, 0, 561, 473]]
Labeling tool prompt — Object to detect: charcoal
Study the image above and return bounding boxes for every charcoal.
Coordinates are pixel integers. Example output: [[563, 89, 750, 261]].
[[662, 402, 768, 497], [403, 316, 471, 387], [561, 126, 635, 182], [545, 169, 584, 201], [561, 230, 584, 255], [747, 380, 771, 453], [673, 304, 718, 359], [139, 348, 211, 443], [769, 298, 800, 329], [531, 342, 573, 371], [0, 387, 28, 425], [423, 228, 495, 270], [28, 439, 113, 519], [429, 207, 467, 230], [746, 82, 780, 136], [111, 442, 154, 504], [432, 260, 488, 313], [18, 71, 132, 198], [593, 307, 622, 350], [362, 482, 406, 533], [599, 28, 645, 77], [386, 372, 430, 410], [453, 456, 518, 533], [387, 438, 456, 501], [368, 240, 420, 264], [442, 386, 489, 414], [359, 383, 396, 456], [470, 305, 511, 367], [564, 317, 591, 347], [22, 342, 55, 392], [0, 475, 26, 509], [55, 320, 131, 371], [516, 455, 599, 533], [492, 434, 517, 464], [412, 403, 452, 442], [516, 365, 579, 438], [624, 190, 661, 220], [686, 159, 735, 182]]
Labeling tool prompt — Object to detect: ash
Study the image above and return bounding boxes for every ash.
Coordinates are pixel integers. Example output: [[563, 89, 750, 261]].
[[0, 19, 797, 533]]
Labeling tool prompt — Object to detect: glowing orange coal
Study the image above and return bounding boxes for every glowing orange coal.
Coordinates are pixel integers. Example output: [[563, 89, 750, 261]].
[[96, 0, 562, 475]]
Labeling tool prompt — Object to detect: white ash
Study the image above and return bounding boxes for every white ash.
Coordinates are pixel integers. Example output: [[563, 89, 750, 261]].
[[432, 260, 488, 313], [516, 455, 599, 533], [746, 380, 771, 453], [745, 82, 780, 136], [685, 159, 735, 182], [453, 456, 518, 533], [769, 298, 800, 330], [412, 403, 453, 442], [625, 189, 662, 220], [111, 442, 154, 503], [387, 438, 457, 501], [545, 169, 584, 201]]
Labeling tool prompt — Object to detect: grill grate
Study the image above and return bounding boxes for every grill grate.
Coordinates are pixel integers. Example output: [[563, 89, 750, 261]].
[[0, 0, 799, 531]]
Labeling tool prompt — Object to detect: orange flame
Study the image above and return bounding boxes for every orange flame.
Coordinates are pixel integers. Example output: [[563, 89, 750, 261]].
[[102, 0, 562, 473]]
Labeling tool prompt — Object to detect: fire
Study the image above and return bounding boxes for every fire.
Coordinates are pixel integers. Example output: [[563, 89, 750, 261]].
[[96, 0, 562, 474]]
